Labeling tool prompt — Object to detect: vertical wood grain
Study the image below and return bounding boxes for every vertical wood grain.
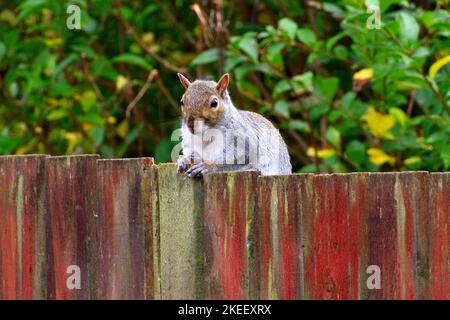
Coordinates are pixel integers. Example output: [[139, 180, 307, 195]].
[[95, 158, 156, 299], [203, 171, 259, 299], [0, 155, 47, 299], [45, 155, 98, 299], [429, 172, 449, 299], [157, 163, 206, 299]]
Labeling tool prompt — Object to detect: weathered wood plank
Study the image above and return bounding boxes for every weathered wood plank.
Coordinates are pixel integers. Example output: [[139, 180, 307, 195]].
[[347, 173, 370, 299], [95, 158, 156, 299], [396, 172, 430, 299], [257, 174, 314, 300], [367, 172, 399, 299], [312, 173, 361, 299], [157, 163, 205, 299], [203, 171, 260, 299], [429, 172, 449, 300], [0, 155, 48, 299], [312, 174, 336, 299], [45, 155, 98, 299]]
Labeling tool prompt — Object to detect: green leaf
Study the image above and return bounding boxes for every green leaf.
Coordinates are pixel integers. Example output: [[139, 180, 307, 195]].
[[278, 18, 298, 40], [309, 104, 330, 122], [273, 80, 290, 97], [0, 42, 6, 60], [80, 91, 97, 112], [238, 36, 258, 63], [326, 126, 341, 148], [47, 109, 68, 121], [274, 100, 290, 118], [265, 43, 285, 67], [314, 76, 339, 102], [292, 72, 314, 92], [76, 113, 105, 126], [297, 28, 316, 47], [441, 145, 450, 170], [345, 140, 366, 163], [112, 54, 152, 71], [287, 120, 310, 132], [397, 12, 419, 44], [88, 127, 104, 146], [225, 55, 247, 72], [190, 48, 219, 66]]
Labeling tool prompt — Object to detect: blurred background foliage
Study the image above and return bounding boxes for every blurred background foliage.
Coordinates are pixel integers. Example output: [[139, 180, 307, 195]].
[[0, 0, 449, 172]]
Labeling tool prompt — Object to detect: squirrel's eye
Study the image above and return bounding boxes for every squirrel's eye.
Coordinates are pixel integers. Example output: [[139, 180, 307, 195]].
[[210, 98, 218, 108]]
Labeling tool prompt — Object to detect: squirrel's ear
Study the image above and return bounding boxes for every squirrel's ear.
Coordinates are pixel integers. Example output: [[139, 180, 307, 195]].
[[216, 73, 229, 97], [177, 73, 191, 89]]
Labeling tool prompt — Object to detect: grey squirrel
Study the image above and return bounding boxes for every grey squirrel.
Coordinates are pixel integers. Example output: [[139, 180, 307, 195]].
[[176, 73, 292, 178]]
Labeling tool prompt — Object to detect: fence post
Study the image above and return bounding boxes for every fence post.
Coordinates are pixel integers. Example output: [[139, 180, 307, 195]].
[[0, 155, 48, 299]]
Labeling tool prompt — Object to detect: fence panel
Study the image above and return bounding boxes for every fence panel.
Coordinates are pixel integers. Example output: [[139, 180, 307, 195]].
[[0, 156, 448, 300]]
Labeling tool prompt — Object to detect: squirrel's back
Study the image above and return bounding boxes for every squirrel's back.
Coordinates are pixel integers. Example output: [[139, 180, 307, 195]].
[[238, 110, 292, 175]]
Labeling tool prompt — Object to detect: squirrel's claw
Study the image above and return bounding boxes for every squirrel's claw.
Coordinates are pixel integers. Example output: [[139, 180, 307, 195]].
[[186, 162, 210, 178], [177, 156, 190, 173]]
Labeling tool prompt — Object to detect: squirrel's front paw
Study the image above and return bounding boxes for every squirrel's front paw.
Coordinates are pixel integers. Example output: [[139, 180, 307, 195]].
[[185, 162, 212, 178], [177, 156, 190, 173]]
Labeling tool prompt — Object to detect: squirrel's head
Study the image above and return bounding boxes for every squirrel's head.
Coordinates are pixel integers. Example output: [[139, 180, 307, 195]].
[[177, 73, 229, 134]]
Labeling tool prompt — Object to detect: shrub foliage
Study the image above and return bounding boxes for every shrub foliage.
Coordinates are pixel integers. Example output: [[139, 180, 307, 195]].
[[0, 0, 449, 172]]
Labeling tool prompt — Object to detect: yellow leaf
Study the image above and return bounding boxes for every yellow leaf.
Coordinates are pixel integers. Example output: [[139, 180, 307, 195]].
[[367, 148, 396, 166], [116, 75, 128, 92], [404, 156, 421, 166], [117, 120, 129, 139], [389, 107, 407, 127], [429, 55, 450, 79], [44, 37, 63, 48], [63, 132, 83, 153], [141, 32, 155, 46], [82, 123, 93, 132], [307, 147, 336, 158], [106, 116, 117, 125], [0, 10, 16, 24], [362, 106, 396, 139], [353, 68, 373, 81]]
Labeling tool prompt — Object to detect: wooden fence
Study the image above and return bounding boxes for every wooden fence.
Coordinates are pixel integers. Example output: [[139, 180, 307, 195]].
[[0, 155, 448, 300]]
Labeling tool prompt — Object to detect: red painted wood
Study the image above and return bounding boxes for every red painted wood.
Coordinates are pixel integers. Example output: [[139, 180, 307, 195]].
[[312, 174, 337, 299], [347, 173, 369, 299], [203, 171, 259, 299], [397, 172, 430, 299], [257, 176, 272, 299], [45, 155, 98, 299], [429, 173, 449, 299], [95, 158, 155, 299], [0, 155, 47, 299], [257, 175, 314, 300], [367, 173, 400, 299]]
